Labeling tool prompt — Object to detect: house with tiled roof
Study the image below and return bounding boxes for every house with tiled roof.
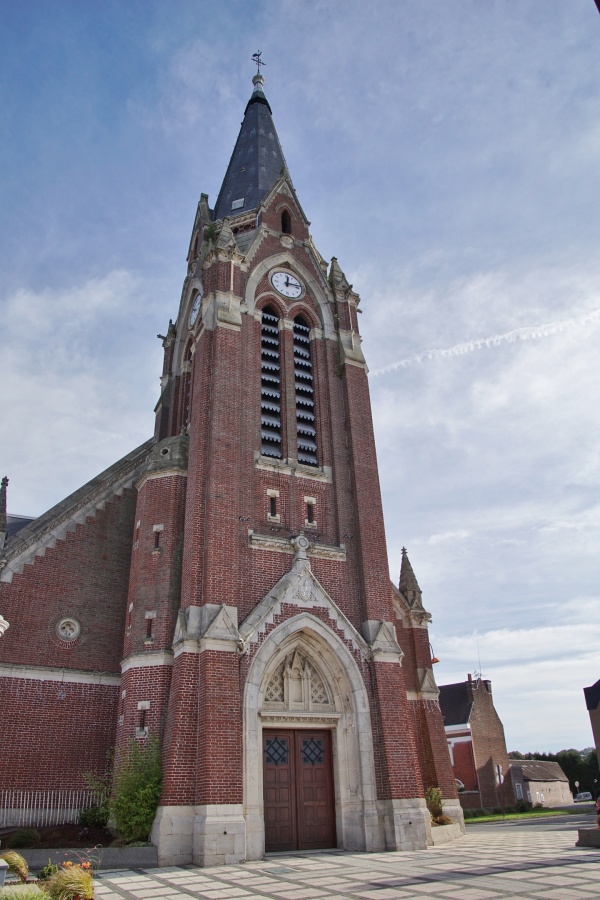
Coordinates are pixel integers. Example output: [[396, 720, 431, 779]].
[[510, 760, 571, 806]]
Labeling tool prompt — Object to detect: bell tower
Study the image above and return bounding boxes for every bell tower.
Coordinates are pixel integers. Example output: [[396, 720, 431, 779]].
[[120, 67, 462, 867]]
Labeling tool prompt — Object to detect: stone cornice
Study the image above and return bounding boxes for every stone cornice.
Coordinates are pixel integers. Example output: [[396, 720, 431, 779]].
[[0, 663, 120, 686], [254, 453, 333, 483], [248, 530, 346, 562], [121, 652, 174, 673], [259, 711, 341, 724], [1, 440, 153, 583]]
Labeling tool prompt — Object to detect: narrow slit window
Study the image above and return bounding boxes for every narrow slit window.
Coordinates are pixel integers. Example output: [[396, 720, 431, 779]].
[[293, 316, 318, 466], [306, 501, 315, 524], [270, 495, 277, 518], [154, 531, 161, 549], [261, 307, 282, 459], [146, 618, 153, 639], [281, 209, 292, 234], [139, 709, 146, 730]]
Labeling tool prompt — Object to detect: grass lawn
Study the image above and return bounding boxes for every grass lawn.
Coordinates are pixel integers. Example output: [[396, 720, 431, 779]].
[[465, 806, 595, 824]]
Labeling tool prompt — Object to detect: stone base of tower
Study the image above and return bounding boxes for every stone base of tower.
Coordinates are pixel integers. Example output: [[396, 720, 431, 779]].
[[441, 799, 466, 836], [152, 804, 246, 867], [378, 798, 432, 851], [152, 806, 195, 866], [193, 805, 246, 866]]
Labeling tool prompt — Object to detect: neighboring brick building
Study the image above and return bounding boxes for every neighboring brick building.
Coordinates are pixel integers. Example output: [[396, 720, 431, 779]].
[[0, 72, 463, 865], [439, 675, 514, 808], [439, 676, 573, 809], [584, 678, 600, 768]]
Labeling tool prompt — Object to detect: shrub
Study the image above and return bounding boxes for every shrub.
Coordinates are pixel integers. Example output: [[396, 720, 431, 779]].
[[514, 800, 532, 812], [111, 735, 162, 843], [0, 851, 29, 883], [425, 787, 443, 819], [78, 804, 109, 829], [44, 864, 94, 900], [4, 830, 40, 849], [0, 885, 48, 899], [38, 859, 60, 881]]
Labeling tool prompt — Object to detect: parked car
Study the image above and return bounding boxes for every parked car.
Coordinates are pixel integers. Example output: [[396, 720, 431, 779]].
[[574, 792, 593, 802]]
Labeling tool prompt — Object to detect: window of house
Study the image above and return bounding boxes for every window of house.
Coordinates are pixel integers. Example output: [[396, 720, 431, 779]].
[[260, 307, 282, 458], [515, 783, 523, 800]]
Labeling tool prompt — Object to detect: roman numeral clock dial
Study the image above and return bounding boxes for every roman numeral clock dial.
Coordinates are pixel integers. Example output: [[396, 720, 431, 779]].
[[270, 270, 303, 298]]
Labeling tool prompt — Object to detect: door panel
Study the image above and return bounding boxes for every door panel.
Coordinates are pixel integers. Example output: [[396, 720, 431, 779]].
[[263, 729, 336, 852], [296, 732, 336, 850], [263, 732, 297, 851]]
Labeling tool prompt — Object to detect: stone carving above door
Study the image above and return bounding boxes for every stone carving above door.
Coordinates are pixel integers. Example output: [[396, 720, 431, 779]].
[[263, 649, 333, 712]]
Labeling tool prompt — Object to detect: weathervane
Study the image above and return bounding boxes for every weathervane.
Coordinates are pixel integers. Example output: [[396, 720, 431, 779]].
[[251, 50, 266, 75]]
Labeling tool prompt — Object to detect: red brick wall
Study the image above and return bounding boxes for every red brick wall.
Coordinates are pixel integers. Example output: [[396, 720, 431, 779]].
[[451, 739, 478, 791], [0, 491, 136, 792], [468, 680, 513, 807], [0, 677, 117, 791], [0, 491, 136, 673]]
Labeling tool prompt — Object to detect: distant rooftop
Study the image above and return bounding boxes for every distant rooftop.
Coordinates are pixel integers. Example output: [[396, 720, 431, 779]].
[[438, 682, 473, 727], [584, 678, 600, 711], [513, 760, 569, 783], [6, 514, 36, 539]]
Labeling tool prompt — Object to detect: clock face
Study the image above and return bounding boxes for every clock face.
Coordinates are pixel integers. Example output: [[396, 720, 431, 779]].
[[270, 270, 303, 299], [189, 293, 201, 327]]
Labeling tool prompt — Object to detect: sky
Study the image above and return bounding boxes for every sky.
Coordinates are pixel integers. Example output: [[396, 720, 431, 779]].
[[1, 0, 599, 755]]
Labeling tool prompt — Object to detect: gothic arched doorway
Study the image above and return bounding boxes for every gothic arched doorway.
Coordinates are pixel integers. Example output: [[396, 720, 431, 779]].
[[243, 613, 382, 860]]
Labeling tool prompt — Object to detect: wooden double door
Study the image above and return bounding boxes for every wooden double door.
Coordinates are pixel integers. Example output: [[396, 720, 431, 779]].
[[263, 729, 336, 852]]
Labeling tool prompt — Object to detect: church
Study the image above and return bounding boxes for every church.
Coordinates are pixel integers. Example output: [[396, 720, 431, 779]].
[[0, 70, 463, 866]]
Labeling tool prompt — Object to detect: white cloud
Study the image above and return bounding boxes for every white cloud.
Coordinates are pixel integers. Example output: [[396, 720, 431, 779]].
[[0, 271, 161, 515]]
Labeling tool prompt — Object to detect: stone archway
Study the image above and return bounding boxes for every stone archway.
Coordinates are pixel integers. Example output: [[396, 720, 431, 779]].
[[243, 612, 384, 859]]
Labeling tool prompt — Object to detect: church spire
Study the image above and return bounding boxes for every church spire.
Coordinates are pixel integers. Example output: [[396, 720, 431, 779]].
[[399, 547, 422, 599], [213, 68, 288, 222]]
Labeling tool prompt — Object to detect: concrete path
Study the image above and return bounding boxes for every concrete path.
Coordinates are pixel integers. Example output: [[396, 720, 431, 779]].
[[94, 816, 600, 900]]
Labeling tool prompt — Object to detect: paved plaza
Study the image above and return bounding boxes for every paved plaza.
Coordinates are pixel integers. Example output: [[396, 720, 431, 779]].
[[94, 814, 599, 900]]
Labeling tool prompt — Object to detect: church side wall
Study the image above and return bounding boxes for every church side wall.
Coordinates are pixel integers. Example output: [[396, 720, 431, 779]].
[[0, 491, 136, 672], [0, 677, 118, 792], [0, 490, 136, 795]]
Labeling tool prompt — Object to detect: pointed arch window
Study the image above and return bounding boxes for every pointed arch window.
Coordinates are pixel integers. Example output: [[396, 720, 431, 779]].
[[261, 307, 282, 458], [281, 209, 292, 235], [293, 316, 317, 466]]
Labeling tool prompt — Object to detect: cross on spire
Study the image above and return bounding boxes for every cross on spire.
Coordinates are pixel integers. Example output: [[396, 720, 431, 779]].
[[251, 50, 266, 75]]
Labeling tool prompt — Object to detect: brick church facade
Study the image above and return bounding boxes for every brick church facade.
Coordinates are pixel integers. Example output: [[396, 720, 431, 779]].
[[0, 73, 463, 865]]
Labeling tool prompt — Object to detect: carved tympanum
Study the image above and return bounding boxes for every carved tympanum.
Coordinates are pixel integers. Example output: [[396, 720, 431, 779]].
[[263, 649, 332, 711]]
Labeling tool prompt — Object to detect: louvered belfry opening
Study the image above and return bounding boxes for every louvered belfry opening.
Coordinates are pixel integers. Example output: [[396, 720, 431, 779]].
[[293, 316, 318, 466], [261, 306, 283, 458]]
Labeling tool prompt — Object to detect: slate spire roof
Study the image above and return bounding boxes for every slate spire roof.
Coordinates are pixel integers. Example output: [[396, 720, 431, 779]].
[[399, 547, 422, 597], [213, 73, 288, 222]]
